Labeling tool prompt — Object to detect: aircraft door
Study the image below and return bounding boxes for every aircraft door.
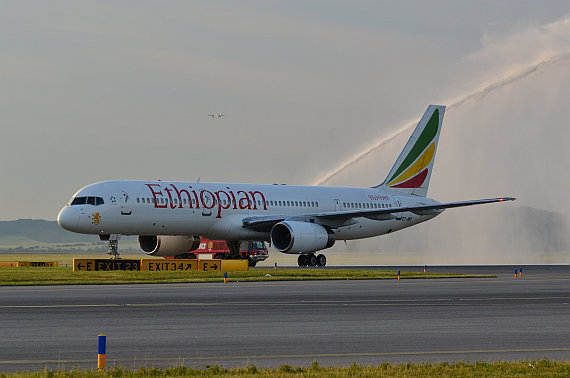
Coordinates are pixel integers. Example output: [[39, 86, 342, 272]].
[[120, 190, 132, 216], [200, 191, 213, 216], [395, 198, 402, 220], [334, 199, 341, 211]]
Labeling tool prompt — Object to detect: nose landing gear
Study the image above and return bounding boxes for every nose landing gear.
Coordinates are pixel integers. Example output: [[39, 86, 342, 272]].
[[100, 234, 121, 259], [297, 253, 327, 267]]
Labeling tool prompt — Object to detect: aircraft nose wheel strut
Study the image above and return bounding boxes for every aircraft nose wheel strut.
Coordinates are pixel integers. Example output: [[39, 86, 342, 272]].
[[298, 253, 326, 267], [106, 234, 121, 259]]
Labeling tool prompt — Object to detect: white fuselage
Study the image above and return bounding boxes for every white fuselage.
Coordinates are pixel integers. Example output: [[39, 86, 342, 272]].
[[57, 180, 440, 241]]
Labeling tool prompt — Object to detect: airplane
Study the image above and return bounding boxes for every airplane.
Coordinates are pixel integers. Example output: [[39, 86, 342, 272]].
[[57, 105, 515, 266], [208, 113, 224, 118]]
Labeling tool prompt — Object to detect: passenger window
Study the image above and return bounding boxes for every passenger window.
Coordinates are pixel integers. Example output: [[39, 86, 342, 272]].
[[295, 201, 298, 206], [137, 198, 140, 203]]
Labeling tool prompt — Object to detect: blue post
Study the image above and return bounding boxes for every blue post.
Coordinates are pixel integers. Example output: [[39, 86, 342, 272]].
[[424, 264, 427, 273], [397, 270, 400, 281], [224, 272, 228, 284], [98, 334, 106, 369], [514, 268, 517, 279], [274, 262, 277, 270]]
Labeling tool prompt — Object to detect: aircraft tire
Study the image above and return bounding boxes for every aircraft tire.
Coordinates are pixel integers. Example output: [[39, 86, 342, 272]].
[[214, 253, 225, 259], [308, 254, 317, 267], [186, 253, 197, 259], [248, 258, 256, 267], [316, 254, 326, 267], [298, 254, 308, 267]]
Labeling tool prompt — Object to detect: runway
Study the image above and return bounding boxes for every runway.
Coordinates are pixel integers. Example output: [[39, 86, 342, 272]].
[[0, 265, 568, 372]]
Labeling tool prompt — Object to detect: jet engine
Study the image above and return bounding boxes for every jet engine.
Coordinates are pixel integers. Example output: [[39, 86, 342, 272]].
[[138, 235, 200, 257], [270, 221, 335, 254]]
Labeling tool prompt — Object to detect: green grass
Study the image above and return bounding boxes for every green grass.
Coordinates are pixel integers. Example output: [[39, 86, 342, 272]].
[[0, 266, 491, 286], [2, 360, 569, 377]]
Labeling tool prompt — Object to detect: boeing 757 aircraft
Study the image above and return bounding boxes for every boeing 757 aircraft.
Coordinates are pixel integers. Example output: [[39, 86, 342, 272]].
[[58, 105, 514, 266]]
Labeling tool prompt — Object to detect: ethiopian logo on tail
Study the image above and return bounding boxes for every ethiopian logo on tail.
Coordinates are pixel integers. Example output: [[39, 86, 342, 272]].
[[387, 109, 439, 189]]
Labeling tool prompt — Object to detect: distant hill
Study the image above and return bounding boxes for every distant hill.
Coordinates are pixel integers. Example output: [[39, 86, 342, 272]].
[[0, 219, 98, 244]]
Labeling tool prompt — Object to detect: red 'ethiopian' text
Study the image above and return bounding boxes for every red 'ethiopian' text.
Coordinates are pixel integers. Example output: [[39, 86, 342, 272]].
[[145, 184, 267, 218]]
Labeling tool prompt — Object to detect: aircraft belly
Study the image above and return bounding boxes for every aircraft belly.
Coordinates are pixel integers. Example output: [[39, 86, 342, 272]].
[[205, 214, 268, 240], [335, 213, 437, 240]]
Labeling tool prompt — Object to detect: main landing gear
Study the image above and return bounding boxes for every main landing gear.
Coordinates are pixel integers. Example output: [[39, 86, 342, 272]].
[[298, 253, 327, 267]]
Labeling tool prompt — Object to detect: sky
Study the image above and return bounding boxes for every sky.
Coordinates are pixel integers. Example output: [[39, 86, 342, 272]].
[[1, 1, 569, 262]]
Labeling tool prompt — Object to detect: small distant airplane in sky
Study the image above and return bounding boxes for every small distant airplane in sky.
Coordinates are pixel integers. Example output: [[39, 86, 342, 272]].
[[208, 113, 224, 118]]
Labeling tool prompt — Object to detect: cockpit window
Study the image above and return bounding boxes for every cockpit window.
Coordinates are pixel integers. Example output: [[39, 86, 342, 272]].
[[71, 197, 86, 205], [70, 196, 104, 206]]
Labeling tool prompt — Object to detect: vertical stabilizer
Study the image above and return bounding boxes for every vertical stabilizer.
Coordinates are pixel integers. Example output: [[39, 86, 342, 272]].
[[375, 105, 445, 197]]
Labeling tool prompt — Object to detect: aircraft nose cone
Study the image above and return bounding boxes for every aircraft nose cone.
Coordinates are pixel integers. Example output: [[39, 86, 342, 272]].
[[57, 206, 79, 231]]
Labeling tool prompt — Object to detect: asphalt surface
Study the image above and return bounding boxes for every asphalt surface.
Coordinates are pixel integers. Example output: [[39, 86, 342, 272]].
[[0, 265, 568, 372]]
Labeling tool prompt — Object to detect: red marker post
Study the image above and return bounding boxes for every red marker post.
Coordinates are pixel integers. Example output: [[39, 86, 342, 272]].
[[98, 334, 106, 370]]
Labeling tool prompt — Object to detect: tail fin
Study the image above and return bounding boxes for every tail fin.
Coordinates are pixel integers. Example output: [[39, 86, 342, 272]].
[[375, 105, 445, 197]]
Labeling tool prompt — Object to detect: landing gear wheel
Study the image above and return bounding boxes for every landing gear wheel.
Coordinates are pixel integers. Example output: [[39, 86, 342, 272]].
[[316, 254, 327, 267], [298, 255, 308, 267], [186, 253, 197, 259], [308, 254, 317, 267], [247, 258, 257, 267], [214, 253, 225, 259]]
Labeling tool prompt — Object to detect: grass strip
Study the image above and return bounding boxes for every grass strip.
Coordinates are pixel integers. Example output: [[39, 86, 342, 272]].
[[0, 267, 490, 286], [2, 360, 569, 377]]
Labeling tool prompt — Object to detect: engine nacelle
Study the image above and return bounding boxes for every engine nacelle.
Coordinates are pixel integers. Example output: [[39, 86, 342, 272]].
[[138, 235, 200, 257], [270, 221, 335, 254]]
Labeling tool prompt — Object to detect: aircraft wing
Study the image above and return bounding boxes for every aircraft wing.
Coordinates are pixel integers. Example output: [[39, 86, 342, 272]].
[[241, 197, 515, 232]]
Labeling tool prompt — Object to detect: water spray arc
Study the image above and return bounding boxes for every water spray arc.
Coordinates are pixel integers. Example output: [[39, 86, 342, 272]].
[[313, 52, 570, 186]]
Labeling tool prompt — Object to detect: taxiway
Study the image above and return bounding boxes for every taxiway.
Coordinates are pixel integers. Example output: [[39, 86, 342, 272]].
[[0, 265, 568, 372]]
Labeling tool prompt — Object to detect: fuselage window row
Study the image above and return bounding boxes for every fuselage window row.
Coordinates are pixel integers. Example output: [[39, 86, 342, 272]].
[[133, 197, 321, 209]]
